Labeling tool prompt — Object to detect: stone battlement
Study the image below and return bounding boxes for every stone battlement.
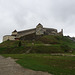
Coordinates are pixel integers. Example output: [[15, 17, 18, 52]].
[[3, 23, 63, 41]]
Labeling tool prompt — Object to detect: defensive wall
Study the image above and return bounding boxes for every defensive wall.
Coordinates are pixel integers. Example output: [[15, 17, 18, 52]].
[[3, 23, 63, 41]]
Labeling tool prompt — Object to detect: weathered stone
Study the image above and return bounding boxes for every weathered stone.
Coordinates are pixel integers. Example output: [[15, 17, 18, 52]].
[[3, 23, 63, 41], [36, 23, 44, 35]]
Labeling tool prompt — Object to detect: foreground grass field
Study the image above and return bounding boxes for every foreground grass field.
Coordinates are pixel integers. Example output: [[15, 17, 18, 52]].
[[1, 54, 75, 75]]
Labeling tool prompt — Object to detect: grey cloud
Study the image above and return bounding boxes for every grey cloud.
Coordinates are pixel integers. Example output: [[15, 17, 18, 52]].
[[50, 0, 75, 22]]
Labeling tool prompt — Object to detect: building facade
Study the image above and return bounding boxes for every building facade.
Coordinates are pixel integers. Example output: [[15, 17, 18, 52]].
[[3, 23, 63, 41]]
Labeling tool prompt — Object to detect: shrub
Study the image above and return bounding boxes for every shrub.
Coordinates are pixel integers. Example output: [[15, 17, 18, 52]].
[[18, 41, 22, 47], [60, 44, 71, 52]]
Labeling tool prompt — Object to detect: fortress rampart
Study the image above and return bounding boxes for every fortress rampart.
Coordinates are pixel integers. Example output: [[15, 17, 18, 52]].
[[3, 23, 63, 41]]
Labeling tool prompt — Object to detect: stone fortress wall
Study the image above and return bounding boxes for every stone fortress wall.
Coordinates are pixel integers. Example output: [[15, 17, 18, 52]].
[[17, 28, 36, 38], [3, 35, 15, 42], [3, 23, 63, 41]]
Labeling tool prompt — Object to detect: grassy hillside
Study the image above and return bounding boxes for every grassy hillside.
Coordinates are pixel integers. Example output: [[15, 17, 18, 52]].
[[1, 35, 75, 75], [0, 35, 75, 54]]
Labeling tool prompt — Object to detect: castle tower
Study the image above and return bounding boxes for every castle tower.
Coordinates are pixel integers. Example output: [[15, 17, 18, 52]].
[[12, 30, 17, 36], [61, 29, 63, 36], [36, 23, 44, 35], [61, 29, 63, 34], [58, 29, 63, 36]]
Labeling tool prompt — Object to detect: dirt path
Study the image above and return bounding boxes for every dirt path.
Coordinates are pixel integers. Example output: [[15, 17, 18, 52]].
[[0, 56, 52, 75]]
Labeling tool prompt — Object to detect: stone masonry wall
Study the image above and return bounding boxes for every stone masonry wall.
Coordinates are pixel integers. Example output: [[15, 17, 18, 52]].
[[17, 29, 36, 38], [3, 35, 15, 41], [3, 24, 63, 42]]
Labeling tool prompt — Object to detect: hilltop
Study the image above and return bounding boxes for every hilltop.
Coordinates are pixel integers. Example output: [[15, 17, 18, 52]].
[[0, 35, 75, 54]]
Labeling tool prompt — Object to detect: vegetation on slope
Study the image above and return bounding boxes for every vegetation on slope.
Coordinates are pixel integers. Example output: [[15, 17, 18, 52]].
[[1, 35, 75, 75], [0, 35, 75, 54]]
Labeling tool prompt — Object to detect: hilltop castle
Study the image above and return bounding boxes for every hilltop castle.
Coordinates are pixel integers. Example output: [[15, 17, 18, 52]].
[[3, 23, 63, 41]]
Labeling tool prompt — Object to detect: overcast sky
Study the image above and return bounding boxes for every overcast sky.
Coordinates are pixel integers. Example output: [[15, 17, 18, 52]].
[[0, 0, 75, 42]]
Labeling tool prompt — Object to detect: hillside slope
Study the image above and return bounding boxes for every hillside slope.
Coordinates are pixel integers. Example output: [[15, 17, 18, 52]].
[[0, 35, 75, 54]]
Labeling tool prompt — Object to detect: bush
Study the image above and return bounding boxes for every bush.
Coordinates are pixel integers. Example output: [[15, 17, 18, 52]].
[[60, 44, 71, 52], [18, 41, 22, 47]]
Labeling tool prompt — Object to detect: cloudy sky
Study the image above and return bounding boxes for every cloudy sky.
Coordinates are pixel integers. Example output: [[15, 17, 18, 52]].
[[0, 0, 75, 42]]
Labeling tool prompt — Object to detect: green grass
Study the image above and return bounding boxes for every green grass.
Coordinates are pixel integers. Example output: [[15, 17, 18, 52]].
[[0, 45, 65, 54], [0, 35, 75, 54], [0, 35, 75, 74], [2, 54, 75, 75]]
